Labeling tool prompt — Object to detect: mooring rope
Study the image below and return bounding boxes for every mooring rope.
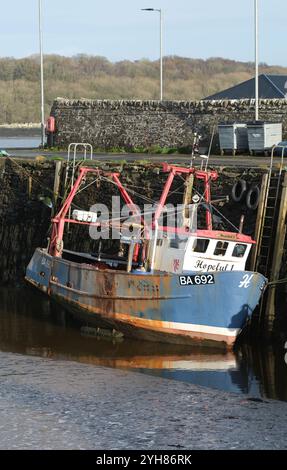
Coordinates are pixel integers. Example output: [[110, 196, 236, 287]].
[[267, 278, 287, 287]]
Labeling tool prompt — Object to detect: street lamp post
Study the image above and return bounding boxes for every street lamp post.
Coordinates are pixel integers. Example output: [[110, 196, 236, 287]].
[[38, 0, 45, 147], [141, 8, 163, 101], [254, 0, 259, 121]]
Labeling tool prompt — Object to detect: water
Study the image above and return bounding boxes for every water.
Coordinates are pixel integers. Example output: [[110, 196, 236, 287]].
[[1, 286, 287, 401], [0, 135, 41, 149]]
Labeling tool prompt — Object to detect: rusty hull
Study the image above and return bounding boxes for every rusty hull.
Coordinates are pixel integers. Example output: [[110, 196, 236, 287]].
[[26, 248, 266, 350]]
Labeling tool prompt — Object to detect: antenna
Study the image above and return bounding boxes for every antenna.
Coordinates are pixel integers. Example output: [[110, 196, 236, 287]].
[[201, 125, 216, 171]]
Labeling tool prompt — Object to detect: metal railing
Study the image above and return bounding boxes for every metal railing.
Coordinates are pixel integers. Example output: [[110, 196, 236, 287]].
[[64, 143, 93, 190], [64, 143, 93, 231]]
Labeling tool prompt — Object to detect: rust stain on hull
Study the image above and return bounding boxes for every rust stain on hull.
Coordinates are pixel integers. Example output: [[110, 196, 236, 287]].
[[53, 293, 231, 350], [26, 249, 266, 350]]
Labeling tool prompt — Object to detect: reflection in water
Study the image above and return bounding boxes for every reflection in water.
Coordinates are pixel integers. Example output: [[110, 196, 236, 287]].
[[0, 287, 287, 401]]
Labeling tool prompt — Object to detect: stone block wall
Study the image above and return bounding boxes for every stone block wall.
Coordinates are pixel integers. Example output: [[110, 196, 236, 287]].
[[0, 158, 264, 284], [50, 98, 287, 150]]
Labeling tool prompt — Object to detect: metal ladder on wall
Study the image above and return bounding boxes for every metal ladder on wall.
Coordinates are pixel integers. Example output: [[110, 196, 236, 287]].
[[253, 145, 287, 278]]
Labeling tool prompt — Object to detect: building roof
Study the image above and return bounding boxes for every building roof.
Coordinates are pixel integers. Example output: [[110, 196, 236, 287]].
[[204, 74, 287, 100]]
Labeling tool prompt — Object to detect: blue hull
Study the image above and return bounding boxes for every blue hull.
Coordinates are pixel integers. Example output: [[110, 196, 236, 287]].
[[26, 248, 267, 349]]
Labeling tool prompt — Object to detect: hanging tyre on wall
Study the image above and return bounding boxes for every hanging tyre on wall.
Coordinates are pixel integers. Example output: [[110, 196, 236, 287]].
[[231, 179, 247, 203], [231, 180, 261, 210], [245, 185, 260, 210]]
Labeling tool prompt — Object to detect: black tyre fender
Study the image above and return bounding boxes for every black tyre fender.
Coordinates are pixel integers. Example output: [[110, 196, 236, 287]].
[[231, 179, 247, 203], [246, 185, 260, 210]]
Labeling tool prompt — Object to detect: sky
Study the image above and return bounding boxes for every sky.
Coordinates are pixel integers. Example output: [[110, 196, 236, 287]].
[[0, 0, 286, 66]]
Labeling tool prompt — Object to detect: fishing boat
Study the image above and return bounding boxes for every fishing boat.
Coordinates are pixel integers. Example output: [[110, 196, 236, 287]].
[[25, 161, 267, 349]]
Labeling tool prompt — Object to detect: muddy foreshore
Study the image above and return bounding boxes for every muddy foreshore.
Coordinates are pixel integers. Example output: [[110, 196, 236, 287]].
[[0, 350, 286, 450]]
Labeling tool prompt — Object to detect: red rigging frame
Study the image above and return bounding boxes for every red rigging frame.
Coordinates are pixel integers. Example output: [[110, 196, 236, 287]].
[[49, 164, 253, 258]]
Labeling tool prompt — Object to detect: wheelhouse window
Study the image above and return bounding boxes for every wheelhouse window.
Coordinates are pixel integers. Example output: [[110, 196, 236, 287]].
[[192, 238, 210, 253], [232, 243, 247, 258], [214, 241, 228, 256]]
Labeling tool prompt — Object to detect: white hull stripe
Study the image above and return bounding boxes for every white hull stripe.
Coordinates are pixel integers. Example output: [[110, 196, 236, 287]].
[[147, 320, 240, 337]]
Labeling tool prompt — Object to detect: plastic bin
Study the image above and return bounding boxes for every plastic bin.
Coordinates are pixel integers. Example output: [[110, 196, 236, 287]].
[[218, 123, 248, 156], [247, 122, 282, 155]]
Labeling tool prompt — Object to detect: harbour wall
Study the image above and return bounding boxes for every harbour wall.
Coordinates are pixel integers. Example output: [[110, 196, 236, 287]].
[[51, 98, 287, 150], [0, 159, 53, 284], [0, 158, 262, 285]]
